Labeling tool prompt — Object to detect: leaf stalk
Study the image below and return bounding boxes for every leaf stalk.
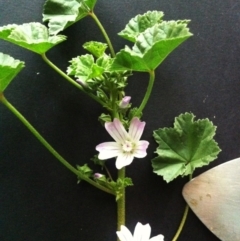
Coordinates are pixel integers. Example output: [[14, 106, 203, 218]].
[[171, 174, 192, 241], [171, 204, 189, 241], [90, 12, 116, 57], [137, 70, 155, 115]]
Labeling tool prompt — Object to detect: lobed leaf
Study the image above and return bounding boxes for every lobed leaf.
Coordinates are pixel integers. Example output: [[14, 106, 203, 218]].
[[152, 113, 221, 183], [76, 163, 93, 178], [83, 41, 108, 58], [43, 0, 97, 35], [96, 54, 113, 70], [0, 23, 66, 54], [67, 54, 104, 83], [111, 20, 193, 72], [118, 11, 164, 42], [0, 53, 25, 92]]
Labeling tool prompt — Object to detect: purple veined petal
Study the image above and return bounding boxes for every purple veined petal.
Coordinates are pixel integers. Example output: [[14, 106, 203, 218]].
[[136, 141, 149, 150], [113, 118, 129, 141], [115, 153, 134, 169], [116, 225, 134, 241], [134, 223, 151, 241], [149, 234, 165, 241], [129, 117, 146, 142], [96, 142, 120, 160], [134, 140, 149, 158], [96, 142, 120, 151], [105, 119, 129, 143]]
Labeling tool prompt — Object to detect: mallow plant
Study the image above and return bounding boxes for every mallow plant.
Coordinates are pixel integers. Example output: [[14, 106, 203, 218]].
[[0, 1, 221, 240]]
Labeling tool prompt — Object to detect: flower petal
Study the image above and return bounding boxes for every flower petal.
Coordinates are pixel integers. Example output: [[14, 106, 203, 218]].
[[117, 225, 134, 241], [149, 234, 164, 241], [115, 153, 134, 169], [96, 142, 120, 160], [129, 117, 146, 142], [133, 223, 151, 241], [105, 119, 129, 143], [134, 141, 149, 158]]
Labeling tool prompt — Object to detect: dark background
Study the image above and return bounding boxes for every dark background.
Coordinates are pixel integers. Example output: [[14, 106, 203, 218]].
[[1, 0, 240, 241]]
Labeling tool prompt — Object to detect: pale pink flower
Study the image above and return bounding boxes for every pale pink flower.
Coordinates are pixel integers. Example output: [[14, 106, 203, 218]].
[[96, 118, 149, 169], [117, 222, 164, 241]]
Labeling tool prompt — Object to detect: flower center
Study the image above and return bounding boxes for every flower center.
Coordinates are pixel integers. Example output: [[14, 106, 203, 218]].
[[122, 140, 134, 153]]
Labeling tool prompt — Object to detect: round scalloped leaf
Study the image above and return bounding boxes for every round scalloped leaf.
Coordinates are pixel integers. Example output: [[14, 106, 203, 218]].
[[118, 11, 164, 42], [43, 0, 97, 35], [0, 23, 66, 54], [111, 20, 193, 72], [0, 53, 25, 92], [151, 113, 221, 183]]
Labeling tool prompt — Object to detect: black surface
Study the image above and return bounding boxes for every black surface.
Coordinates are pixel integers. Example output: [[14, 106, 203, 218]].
[[1, 1, 240, 241]]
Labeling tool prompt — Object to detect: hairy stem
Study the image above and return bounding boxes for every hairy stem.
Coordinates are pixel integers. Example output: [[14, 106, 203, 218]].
[[137, 70, 155, 115], [41, 53, 104, 105], [90, 12, 116, 57], [0, 94, 115, 195], [117, 167, 126, 240]]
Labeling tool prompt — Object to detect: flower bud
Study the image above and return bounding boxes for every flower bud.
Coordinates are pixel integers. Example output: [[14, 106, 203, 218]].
[[119, 96, 131, 109], [94, 173, 103, 179], [76, 78, 88, 88]]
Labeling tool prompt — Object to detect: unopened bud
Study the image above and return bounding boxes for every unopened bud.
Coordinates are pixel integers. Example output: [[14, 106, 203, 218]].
[[119, 96, 131, 109], [76, 78, 88, 88], [94, 173, 103, 179]]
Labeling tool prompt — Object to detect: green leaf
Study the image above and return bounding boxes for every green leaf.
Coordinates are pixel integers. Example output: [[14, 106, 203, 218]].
[[91, 155, 106, 167], [67, 54, 104, 82], [115, 177, 133, 201], [0, 53, 25, 92], [98, 113, 112, 125], [76, 164, 93, 178], [118, 11, 164, 42], [111, 20, 193, 72], [128, 107, 142, 120], [83, 41, 108, 58], [152, 113, 221, 183], [96, 54, 113, 70], [0, 23, 66, 54], [43, 0, 97, 35]]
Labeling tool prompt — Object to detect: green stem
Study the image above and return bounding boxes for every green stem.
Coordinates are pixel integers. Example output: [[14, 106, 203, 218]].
[[90, 12, 116, 57], [117, 167, 126, 234], [0, 94, 115, 196], [137, 70, 155, 116], [41, 53, 104, 106], [171, 204, 189, 241], [171, 174, 192, 241], [111, 88, 119, 119]]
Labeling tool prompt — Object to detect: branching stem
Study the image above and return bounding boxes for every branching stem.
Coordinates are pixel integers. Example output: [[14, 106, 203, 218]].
[[0, 94, 115, 196]]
